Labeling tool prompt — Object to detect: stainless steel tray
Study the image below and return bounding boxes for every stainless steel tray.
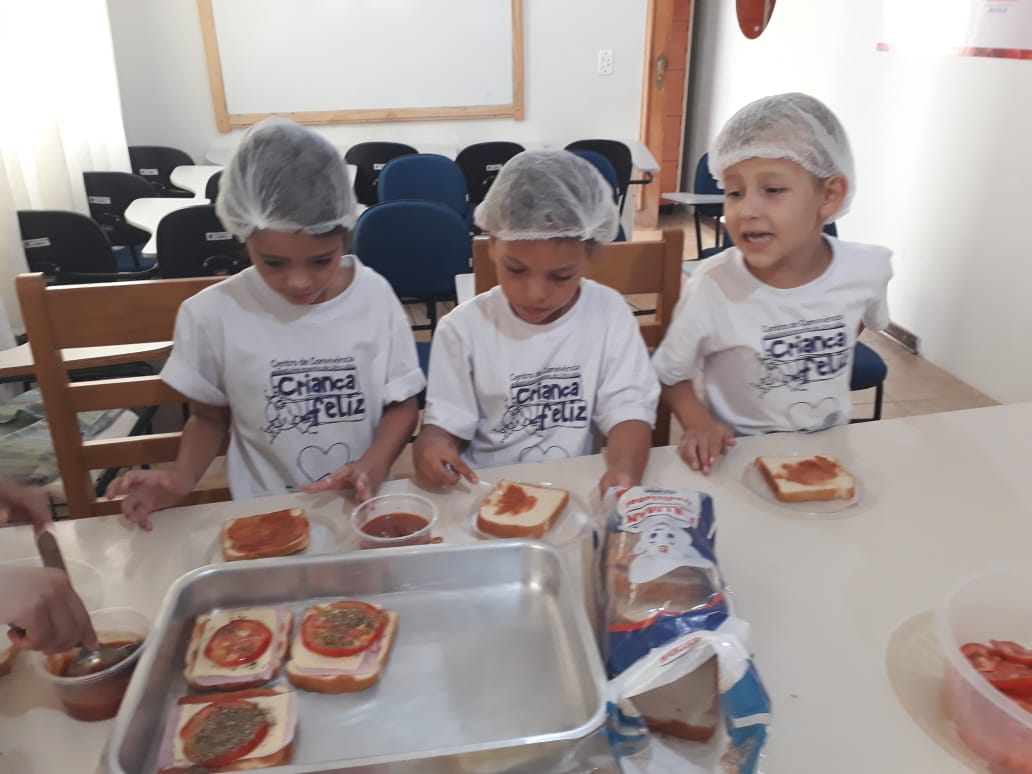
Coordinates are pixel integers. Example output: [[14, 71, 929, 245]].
[[106, 541, 608, 773]]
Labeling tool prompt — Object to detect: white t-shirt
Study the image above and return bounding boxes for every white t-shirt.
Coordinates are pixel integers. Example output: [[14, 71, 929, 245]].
[[162, 257, 425, 499], [652, 237, 892, 435], [423, 280, 659, 470]]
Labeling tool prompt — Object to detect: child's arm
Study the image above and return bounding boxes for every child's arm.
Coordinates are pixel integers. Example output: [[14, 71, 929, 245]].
[[413, 424, 478, 488], [302, 397, 419, 501], [105, 400, 230, 530], [663, 381, 735, 475], [599, 419, 652, 496]]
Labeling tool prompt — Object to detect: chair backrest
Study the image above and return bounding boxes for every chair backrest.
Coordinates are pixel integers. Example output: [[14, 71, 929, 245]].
[[82, 171, 153, 247], [205, 170, 223, 202], [568, 150, 626, 242], [455, 142, 525, 205], [693, 153, 724, 218], [377, 154, 469, 219], [343, 142, 418, 206], [473, 230, 683, 445], [156, 204, 248, 278], [565, 139, 633, 213], [16, 273, 230, 517], [128, 145, 195, 197], [17, 210, 119, 280], [353, 200, 472, 299]]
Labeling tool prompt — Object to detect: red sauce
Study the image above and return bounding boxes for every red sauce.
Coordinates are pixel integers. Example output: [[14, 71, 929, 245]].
[[775, 455, 842, 486], [495, 484, 537, 517], [46, 636, 142, 722], [226, 509, 307, 554], [359, 512, 430, 548]]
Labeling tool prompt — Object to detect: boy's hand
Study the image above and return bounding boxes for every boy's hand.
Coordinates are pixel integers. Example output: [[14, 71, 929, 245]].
[[300, 458, 387, 503], [677, 419, 736, 475], [598, 469, 638, 499], [3, 566, 99, 653], [413, 437, 477, 488], [105, 471, 191, 531]]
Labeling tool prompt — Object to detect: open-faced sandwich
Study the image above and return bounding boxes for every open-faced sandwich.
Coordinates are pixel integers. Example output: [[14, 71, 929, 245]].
[[157, 686, 297, 773], [220, 508, 309, 561], [755, 454, 855, 503], [476, 480, 569, 538], [286, 600, 398, 693], [185, 607, 292, 691]]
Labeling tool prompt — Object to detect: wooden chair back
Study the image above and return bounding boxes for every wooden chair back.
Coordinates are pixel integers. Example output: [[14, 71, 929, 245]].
[[16, 273, 231, 517], [472, 230, 683, 445]]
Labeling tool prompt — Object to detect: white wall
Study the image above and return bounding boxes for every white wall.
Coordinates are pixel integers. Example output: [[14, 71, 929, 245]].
[[686, 0, 1032, 403], [106, 0, 647, 163]]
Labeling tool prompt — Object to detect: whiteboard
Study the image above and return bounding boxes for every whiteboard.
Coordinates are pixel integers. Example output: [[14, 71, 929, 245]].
[[198, 0, 525, 130]]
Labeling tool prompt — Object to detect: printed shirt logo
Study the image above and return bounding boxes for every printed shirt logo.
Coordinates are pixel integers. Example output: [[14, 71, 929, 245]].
[[263, 356, 366, 442], [492, 365, 589, 441], [753, 316, 850, 394]]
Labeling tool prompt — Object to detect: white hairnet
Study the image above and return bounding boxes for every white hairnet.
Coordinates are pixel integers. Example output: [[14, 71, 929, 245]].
[[215, 118, 355, 240], [473, 149, 619, 242], [709, 92, 855, 218]]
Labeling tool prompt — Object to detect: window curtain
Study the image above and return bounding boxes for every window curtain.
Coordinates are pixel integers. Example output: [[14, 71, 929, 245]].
[[0, 0, 131, 332]]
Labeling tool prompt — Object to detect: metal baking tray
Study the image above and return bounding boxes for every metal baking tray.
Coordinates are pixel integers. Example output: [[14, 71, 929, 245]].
[[106, 540, 608, 773]]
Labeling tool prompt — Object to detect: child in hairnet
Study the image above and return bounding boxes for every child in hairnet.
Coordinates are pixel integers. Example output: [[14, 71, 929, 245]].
[[653, 93, 893, 474], [106, 119, 425, 528], [414, 149, 659, 496]]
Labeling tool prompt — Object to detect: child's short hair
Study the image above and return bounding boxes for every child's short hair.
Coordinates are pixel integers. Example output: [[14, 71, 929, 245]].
[[709, 92, 855, 218], [473, 149, 619, 242], [216, 118, 356, 241]]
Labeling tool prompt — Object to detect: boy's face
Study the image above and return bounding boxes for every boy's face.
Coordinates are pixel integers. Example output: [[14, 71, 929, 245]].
[[489, 238, 590, 324], [248, 229, 350, 305], [722, 157, 846, 280]]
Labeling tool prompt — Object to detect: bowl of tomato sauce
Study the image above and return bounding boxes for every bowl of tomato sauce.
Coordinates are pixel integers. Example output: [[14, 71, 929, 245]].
[[37, 606, 148, 722], [350, 493, 438, 549], [940, 569, 1032, 772]]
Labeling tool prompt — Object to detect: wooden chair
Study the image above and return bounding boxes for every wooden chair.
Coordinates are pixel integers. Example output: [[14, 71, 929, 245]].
[[16, 273, 231, 517], [472, 229, 683, 446]]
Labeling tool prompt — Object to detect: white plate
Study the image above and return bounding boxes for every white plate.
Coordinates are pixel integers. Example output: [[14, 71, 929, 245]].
[[2, 556, 105, 610], [185, 510, 346, 567], [741, 455, 862, 517], [467, 481, 593, 548]]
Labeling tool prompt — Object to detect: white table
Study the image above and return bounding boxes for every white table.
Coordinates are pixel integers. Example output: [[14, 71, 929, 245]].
[[169, 165, 221, 198], [124, 197, 210, 259], [661, 192, 724, 206], [5, 404, 1030, 773]]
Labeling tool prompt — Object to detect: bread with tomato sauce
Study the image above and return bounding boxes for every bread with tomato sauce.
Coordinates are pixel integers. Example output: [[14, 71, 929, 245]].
[[476, 480, 569, 539], [185, 607, 293, 691], [220, 508, 309, 561], [157, 686, 297, 773], [755, 454, 855, 502], [286, 600, 398, 693]]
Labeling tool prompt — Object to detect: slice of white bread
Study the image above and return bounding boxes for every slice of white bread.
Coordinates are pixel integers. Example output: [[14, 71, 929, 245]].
[[286, 605, 398, 693], [220, 508, 309, 561], [157, 686, 296, 773], [0, 643, 19, 677], [633, 656, 720, 742], [755, 455, 855, 502], [476, 480, 569, 539], [185, 608, 292, 691]]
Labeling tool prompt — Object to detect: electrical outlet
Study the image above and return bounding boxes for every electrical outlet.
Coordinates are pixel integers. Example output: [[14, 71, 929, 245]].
[[597, 49, 613, 76]]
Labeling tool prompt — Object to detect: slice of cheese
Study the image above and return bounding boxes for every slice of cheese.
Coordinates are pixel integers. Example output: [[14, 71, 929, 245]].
[[289, 630, 373, 672], [171, 691, 296, 768], [189, 608, 281, 680]]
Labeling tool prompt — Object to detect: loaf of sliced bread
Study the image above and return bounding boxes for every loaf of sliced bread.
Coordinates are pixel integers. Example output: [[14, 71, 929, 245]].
[[755, 455, 855, 502], [476, 480, 569, 538]]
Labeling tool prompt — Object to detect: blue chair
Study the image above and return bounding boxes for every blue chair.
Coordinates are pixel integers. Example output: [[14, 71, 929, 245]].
[[569, 150, 626, 242], [415, 341, 431, 410], [692, 153, 724, 255], [566, 139, 636, 216], [353, 200, 472, 332], [344, 141, 417, 206], [377, 154, 470, 227], [850, 341, 887, 421]]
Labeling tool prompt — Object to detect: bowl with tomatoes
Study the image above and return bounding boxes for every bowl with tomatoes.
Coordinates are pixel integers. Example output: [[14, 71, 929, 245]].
[[940, 569, 1032, 773]]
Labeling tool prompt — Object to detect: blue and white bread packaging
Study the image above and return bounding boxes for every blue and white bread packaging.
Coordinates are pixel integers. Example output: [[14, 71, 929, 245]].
[[601, 486, 771, 773]]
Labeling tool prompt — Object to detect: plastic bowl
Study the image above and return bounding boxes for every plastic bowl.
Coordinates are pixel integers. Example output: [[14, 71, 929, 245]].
[[36, 606, 149, 722], [939, 569, 1032, 772], [350, 493, 438, 549]]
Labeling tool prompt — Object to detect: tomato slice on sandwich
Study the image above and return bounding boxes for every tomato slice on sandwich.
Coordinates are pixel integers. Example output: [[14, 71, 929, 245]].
[[181, 699, 270, 767], [204, 619, 273, 667], [301, 601, 387, 657]]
